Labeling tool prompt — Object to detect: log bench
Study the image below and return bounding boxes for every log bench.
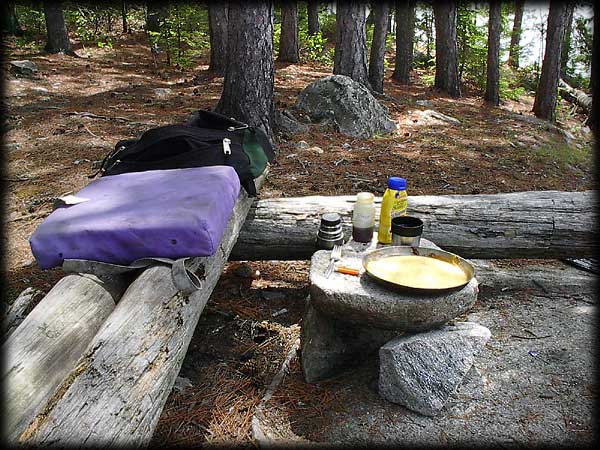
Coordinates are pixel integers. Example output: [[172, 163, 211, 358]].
[[10, 174, 266, 447]]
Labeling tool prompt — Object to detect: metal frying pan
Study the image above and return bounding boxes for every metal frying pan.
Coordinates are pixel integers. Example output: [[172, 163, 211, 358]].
[[362, 246, 475, 294]]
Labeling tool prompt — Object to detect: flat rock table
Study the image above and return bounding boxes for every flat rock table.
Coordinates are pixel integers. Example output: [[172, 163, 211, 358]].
[[301, 238, 479, 383]]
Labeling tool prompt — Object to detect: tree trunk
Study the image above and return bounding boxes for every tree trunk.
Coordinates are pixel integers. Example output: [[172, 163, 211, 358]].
[[333, 0, 371, 89], [307, 0, 320, 34], [43, 0, 74, 55], [19, 175, 267, 447], [560, 2, 575, 82], [229, 191, 598, 261], [145, 1, 166, 33], [1, 2, 24, 36], [216, 1, 274, 138], [278, 1, 299, 63], [591, 4, 599, 139], [532, 0, 569, 122], [484, 0, 501, 105], [508, 0, 524, 69], [368, 1, 390, 93], [392, 0, 415, 85], [4, 273, 131, 443], [208, 1, 229, 75], [433, 0, 460, 97], [121, 0, 128, 33]]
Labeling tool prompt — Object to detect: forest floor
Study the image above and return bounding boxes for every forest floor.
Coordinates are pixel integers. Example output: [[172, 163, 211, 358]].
[[3, 32, 596, 447]]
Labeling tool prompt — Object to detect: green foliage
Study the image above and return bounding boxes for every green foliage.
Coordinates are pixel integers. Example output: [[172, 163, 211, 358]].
[[13, 3, 45, 48], [148, 3, 209, 68], [456, 4, 488, 90], [299, 30, 333, 64]]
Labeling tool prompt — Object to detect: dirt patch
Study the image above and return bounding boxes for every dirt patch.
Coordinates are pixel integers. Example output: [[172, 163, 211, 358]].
[[3, 32, 596, 447]]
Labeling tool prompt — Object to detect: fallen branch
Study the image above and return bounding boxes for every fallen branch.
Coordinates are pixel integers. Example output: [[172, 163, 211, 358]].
[[558, 78, 592, 115]]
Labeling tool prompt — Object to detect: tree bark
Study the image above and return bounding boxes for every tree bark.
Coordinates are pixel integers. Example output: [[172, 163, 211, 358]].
[[19, 175, 267, 447], [484, 0, 501, 105], [208, 1, 229, 75], [368, 1, 390, 93], [508, 0, 524, 69], [1, 2, 24, 36], [333, 1, 371, 89], [121, 0, 128, 33], [2, 287, 43, 342], [278, 1, 299, 63], [307, 0, 320, 35], [216, 1, 274, 139], [229, 191, 598, 261], [533, 0, 569, 122], [433, 0, 460, 97], [591, 3, 599, 140], [43, 0, 75, 55], [391, 0, 415, 85], [4, 273, 131, 443], [145, 1, 166, 33], [560, 1, 575, 81]]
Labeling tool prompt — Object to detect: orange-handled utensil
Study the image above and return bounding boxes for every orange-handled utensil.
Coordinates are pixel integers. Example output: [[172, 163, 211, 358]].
[[335, 266, 360, 276]]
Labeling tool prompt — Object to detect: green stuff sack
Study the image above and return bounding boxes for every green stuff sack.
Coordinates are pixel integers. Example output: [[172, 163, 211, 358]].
[[243, 127, 273, 178]]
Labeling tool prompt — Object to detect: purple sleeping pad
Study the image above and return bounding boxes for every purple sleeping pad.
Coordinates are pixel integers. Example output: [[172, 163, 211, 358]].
[[30, 166, 241, 269]]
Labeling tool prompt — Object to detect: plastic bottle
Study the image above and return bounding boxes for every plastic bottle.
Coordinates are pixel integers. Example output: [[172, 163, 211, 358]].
[[352, 192, 375, 243], [377, 177, 408, 244]]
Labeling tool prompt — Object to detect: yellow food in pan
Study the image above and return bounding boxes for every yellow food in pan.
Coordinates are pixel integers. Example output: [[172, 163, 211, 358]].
[[366, 255, 469, 290]]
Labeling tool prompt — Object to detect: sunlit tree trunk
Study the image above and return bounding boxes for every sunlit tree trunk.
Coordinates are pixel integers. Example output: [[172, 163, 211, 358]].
[[590, 5, 599, 140], [307, 0, 320, 35], [216, 1, 275, 138], [43, 0, 75, 55], [508, 0, 524, 69], [485, 0, 501, 105], [560, 1, 575, 82], [333, 0, 370, 88], [368, 1, 390, 93], [279, 1, 299, 63], [392, 0, 415, 85], [208, 2, 229, 75], [433, 0, 460, 97], [533, 0, 568, 121]]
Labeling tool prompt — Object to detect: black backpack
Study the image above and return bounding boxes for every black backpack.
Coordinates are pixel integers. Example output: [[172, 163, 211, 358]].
[[97, 110, 275, 197]]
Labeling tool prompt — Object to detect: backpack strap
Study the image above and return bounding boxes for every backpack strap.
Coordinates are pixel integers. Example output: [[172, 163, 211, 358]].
[[62, 257, 203, 296]]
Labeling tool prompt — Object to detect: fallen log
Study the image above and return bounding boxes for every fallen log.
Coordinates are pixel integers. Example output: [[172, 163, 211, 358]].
[[558, 78, 592, 115], [2, 287, 43, 342], [20, 173, 266, 447], [231, 190, 598, 260], [3, 273, 131, 443]]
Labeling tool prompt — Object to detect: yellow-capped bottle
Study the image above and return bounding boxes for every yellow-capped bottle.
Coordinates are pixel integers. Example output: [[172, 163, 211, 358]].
[[377, 177, 407, 244]]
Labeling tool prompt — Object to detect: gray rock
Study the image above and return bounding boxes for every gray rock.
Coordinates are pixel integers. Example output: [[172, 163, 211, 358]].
[[301, 298, 400, 383], [273, 109, 309, 135], [295, 75, 397, 138], [378, 322, 491, 416], [9, 60, 38, 77], [296, 140, 309, 149], [419, 109, 461, 125], [309, 238, 479, 331]]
